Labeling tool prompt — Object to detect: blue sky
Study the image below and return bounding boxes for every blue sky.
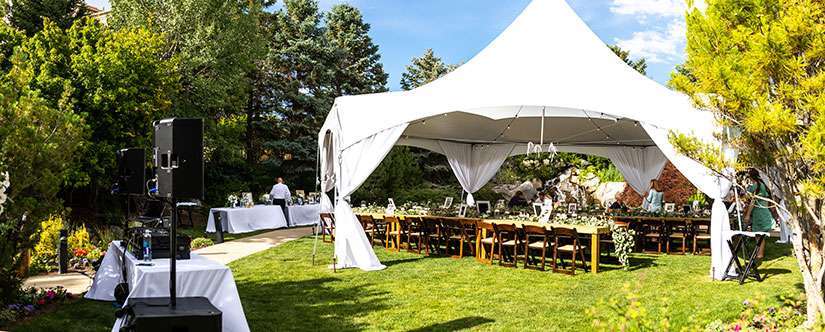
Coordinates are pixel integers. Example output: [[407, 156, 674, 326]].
[[87, 0, 692, 91]]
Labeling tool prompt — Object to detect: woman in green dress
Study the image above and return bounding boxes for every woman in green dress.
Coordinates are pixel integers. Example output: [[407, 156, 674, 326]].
[[744, 168, 774, 258]]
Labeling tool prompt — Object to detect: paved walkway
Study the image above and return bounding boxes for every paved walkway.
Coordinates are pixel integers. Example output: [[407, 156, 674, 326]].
[[23, 227, 314, 294]]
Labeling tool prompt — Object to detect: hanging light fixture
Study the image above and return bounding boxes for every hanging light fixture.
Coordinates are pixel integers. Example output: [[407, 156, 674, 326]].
[[526, 107, 558, 160]]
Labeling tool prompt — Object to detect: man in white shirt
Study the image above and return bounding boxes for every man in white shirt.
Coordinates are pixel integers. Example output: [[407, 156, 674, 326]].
[[270, 177, 291, 226]]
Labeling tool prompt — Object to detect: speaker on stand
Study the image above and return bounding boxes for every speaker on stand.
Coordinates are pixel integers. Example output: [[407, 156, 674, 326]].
[[119, 118, 219, 332]]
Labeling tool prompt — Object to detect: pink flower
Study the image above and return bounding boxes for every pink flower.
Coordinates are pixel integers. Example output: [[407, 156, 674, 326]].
[[733, 324, 741, 332]]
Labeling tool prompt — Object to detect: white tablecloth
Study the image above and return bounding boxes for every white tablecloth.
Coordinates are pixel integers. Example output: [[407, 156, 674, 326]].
[[85, 242, 249, 332], [206, 204, 320, 234], [289, 204, 321, 227]]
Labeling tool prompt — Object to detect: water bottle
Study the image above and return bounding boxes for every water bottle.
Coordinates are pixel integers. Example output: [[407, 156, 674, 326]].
[[143, 229, 152, 262]]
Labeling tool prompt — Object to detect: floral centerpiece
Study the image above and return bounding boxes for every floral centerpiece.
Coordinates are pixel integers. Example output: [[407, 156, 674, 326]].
[[227, 194, 240, 208], [259, 194, 270, 205]]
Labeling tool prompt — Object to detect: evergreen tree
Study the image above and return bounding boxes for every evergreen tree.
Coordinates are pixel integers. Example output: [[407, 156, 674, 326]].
[[399, 48, 457, 90], [670, 0, 825, 323], [325, 4, 388, 96], [262, 0, 335, 190], [609, 44, 647, 75], [7, 0, 86, 36]]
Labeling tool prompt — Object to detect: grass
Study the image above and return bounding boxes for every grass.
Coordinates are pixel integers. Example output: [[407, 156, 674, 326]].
[[13, 238, 801, 331], [177, 226, 272, 243]]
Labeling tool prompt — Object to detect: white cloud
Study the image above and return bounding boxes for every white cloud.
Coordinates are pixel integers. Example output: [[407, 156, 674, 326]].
[[608, 0, 704, 64], [609, 0, 686, 18], [615, 20, 685, 63]]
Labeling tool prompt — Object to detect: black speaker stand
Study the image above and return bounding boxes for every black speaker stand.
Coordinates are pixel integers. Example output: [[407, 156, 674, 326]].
[[169, 196, 178, 307]]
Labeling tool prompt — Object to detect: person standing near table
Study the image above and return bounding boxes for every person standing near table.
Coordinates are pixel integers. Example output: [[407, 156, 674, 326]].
[[270, 177, 292, 227], [642, 179, 664, 213], [744, 168, 775, 259]]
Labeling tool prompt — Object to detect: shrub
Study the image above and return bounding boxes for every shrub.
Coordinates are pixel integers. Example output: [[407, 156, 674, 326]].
[[29, 216, 64, 274], [588, 284, 675, 331], [191, 238, 214, 250], [68, 225, 92, 255]]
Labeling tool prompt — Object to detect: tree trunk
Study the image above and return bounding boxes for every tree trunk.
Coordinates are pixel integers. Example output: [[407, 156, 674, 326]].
[[787, 213, 825, 325]]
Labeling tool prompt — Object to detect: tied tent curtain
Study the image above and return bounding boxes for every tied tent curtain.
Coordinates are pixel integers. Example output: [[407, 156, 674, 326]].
[[644, 124, 733, 280], [438, 141, 516, 205], [332, 124, 409, 271], [606, 147, 668, 195]]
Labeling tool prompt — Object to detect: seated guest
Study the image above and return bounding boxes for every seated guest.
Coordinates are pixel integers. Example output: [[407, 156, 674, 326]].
[[641, 179, 664, 213], [535, 191, 552, 205], [508, 191, 528, 208], [608, 200, 627, 212]]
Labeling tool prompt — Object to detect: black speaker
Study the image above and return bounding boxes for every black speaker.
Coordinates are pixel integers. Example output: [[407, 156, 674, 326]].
[[116, 148, 146, 195], [153, 118, 203, 199], [120, 297, 221, 332]]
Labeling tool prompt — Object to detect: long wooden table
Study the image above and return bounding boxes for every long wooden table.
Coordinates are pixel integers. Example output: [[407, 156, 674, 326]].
[[361, 214, 609, 274], [484, 219, 610, 274]]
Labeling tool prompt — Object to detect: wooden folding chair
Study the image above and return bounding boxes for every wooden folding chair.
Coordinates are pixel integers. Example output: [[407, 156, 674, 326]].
[[552, 227, 588, 275], [421, 216, 443, 255], [523, 225, 552, 271], [404, 216, 429, 255], [357, 214, 376, 246], [320, 213, 336, 243], [667, 219, 690, 254], [384, 215, 405, 251], [476, 221, 496, 264], [492, 223, 519, 267], [692, 220, 711, 255]]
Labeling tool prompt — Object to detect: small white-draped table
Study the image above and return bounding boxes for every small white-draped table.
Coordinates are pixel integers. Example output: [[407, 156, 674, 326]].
[[85, 241, 250, 332], [206, 204, 320, 234]]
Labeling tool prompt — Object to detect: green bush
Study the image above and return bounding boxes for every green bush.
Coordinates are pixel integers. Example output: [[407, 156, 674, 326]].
[[68, 225, 92, 255], [191, 238, 214, 250], [29, 216, 64, 274]]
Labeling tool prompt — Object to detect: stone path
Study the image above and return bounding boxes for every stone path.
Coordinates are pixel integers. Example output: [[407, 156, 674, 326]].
[[22, 226, 314, 295]]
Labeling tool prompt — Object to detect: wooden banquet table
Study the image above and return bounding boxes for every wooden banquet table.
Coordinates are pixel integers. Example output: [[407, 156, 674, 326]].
[[370, 215, 609, 274]]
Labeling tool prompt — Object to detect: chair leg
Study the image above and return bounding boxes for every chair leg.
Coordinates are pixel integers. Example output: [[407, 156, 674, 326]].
[[579, 248, 589, 273], [540, 246, 547, 271]]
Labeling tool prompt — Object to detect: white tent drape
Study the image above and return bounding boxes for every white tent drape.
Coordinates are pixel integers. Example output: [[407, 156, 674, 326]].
[[607, 147, 668, 195], [644, 124, 732, 279], [439, 142, 516, 205], [331, 123, 408, 271]]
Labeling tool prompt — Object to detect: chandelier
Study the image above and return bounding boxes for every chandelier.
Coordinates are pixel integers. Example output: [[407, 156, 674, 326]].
[[526, 107, 558, 159]]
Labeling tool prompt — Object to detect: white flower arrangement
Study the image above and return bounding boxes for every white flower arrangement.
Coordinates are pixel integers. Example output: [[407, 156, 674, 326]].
[[227, 194, 240, 208], [0, 171, 9, 216], [260, 194, 270, 204]]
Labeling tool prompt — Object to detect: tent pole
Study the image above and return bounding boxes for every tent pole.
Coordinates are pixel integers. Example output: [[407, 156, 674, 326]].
[[311, 144, 320, 266]]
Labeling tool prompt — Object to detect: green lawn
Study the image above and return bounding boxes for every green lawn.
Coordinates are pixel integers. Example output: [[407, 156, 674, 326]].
[[12, 238, 801, 331]]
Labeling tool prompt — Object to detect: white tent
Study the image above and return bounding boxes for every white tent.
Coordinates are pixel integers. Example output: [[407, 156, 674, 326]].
[[318, 0, 733, 279]]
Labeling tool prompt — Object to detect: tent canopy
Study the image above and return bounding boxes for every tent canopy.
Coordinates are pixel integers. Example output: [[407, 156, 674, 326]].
[[318, 0, 731, 279]]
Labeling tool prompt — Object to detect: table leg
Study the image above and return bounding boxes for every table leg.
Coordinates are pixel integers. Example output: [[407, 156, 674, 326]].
[[476, 228, 484, 260], [591, 234, 599, 274], [396, 221, 401, 252]]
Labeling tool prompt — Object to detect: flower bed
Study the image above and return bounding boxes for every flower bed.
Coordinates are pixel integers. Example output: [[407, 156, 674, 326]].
[[0, 286, 73, 328]]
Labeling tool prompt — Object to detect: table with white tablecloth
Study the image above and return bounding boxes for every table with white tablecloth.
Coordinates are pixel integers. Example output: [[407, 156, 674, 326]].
[[85, 241, 249, 332], [206, 204, 320, 234]]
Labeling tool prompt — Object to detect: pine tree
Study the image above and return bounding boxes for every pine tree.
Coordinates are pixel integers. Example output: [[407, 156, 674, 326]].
[[399, 48, 457, 91], [326, 4, 388, 95], [8, 0, 86, 36], [608, 44, 647, 75]]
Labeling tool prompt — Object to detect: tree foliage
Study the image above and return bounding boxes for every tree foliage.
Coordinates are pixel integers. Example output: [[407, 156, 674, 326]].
[[7, 0, 86, 36], [0, 42, 85, 301], [609, 44, 647, 75], [399, 48, 457, 91], [670, 0, 825, 323], [13, 18, 178, 191]]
